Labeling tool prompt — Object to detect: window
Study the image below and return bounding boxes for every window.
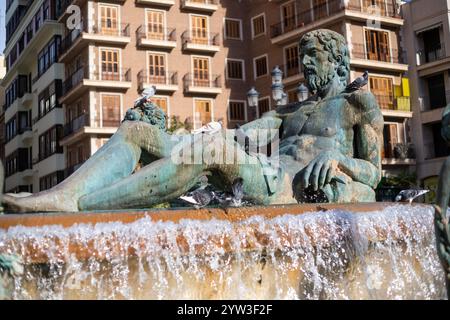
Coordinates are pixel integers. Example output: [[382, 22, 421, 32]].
[[227, 59, 244, 80], [40, 171, 65, 192], [148, 53, 167, 83], [254, 55, 268, 78], [251, 14, 265, 38], [100, 5, 119, 36], [365, 29, 390, 62], [37, 36, 61, 78], [38, 80, 63, 119], [281, 2, 296, 33], [383, 123, 399, 159], [363, 0, 387, 16], [370, 76, 394, 110], [150, 97, 169, 122], [229, 101, 246, 121], [427, 74, 447, 110], [259, 97, 271, 115], [191, 15, 208, 45], [101, 94, 121, 127], [38, 125, 63, 162], [284, 44, 300, 77], [193, 57, 210, 86], [101, 49, 120, 80], [146, 10, 165, 40], [194, 99, 212, 129], [224, 19, 241, 40], [288, 90, 297, 103], [313, 0, 328, 20]]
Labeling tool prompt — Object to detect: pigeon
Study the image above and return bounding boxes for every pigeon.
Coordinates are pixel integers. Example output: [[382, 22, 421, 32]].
[[134, 86, 156, 107], [215, 178, 245, 207], [345, 71, 369, 92], [179, 187, 214, 209], [395, 189, 430, 204], [192, 120, 223, 135]]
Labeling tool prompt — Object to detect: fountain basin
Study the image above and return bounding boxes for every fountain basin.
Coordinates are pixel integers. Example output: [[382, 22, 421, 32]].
[[0, 203, 446, 300]]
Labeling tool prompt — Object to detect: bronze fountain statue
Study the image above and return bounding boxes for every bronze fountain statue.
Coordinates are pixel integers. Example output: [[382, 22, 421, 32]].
[[2, 29, 384, 213]]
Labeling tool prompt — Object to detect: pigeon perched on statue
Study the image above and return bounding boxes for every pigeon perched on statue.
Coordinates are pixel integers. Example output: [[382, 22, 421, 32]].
[[345, 71, 369, 92], [395, 189, 430, 204], [124, 87, 167, 130], [134, 86, 156, 107], [215, 178, 245, 208]]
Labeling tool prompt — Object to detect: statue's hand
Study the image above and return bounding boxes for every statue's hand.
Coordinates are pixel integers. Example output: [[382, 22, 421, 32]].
[[299, 151, 344, 191]]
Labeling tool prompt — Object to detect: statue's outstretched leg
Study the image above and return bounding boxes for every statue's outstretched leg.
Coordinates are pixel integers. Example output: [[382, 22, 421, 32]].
[[78, 134, 275, 210], [3, 121, 174, 212]]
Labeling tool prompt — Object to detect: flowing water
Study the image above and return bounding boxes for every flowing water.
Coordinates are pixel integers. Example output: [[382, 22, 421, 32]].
[[0, 205, 447, 300]]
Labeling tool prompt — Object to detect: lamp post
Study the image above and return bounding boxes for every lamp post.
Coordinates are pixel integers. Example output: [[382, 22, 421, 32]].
[[271, 66, 286, 106], [297, 83, 309, 102], [247, 87, 260, 108]]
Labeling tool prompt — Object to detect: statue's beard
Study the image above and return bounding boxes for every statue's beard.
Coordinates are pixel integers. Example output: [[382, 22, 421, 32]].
[[305, 66, 336, 93]]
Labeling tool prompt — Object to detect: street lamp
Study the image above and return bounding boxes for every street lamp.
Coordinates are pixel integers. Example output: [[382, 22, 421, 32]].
[[247, 87, 260, 108], [271, 65, 283, 84], [297, 83, 309, 102]]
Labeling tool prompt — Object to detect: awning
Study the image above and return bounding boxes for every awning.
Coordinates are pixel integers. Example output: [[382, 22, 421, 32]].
[[415, 23, 443, 35]]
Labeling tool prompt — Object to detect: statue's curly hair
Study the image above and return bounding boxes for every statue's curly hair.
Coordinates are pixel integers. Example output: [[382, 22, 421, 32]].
[[299, 29, 350, 86]]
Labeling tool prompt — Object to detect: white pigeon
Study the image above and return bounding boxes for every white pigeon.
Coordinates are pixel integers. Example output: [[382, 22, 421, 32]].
[[395, 189, 430, 204], [346, 71, 369, 92], [192, 120, 223, 135], [134, 86, 156, 107]]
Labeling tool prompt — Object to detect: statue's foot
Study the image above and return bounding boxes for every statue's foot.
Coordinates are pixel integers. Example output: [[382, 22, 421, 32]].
[[3, 192, 79, 213]]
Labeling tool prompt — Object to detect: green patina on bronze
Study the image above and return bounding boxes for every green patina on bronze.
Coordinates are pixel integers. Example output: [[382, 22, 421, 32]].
[[435, 104, 450, 297], [2, 29, 384, 213]]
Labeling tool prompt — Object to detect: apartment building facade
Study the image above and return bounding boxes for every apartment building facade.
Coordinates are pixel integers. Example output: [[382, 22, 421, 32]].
[[1, 0, 412, 196], [402, 0, 450, 202]]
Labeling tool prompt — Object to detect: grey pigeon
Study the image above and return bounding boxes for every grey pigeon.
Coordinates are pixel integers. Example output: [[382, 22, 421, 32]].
[[216, 178, 245, 207], [395, 189, 430, 204], [134, 86, 156, 107], [346, 71, 369, 92], [179, 186, 214, 209]]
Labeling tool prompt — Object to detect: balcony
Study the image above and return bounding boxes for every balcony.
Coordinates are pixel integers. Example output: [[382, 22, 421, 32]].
[[351, 44, 408, 72], [136, 0, 175, 6], [269, 0, 402, 45], [181, 31, 220, 53], [419, 91, 450, 113], [374, 95, 413, 118], [382, 143, 416, 166], [59, 20, 131, 62], [136, 25, 176, 50], [181, 0, 218, 13], [60, 67, 132, 104], [183, 73, 221, 95], [417, 43, 449, 70], [65, 161, 86, 179], [63, 113, 89, 138], [280, 63, 304, 86], [18, 126, 33, 143], [138, 70, 178, 92]]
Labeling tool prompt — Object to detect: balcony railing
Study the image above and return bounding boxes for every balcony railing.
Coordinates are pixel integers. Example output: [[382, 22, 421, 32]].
[[183, 73, 221, 89], [352, 43, 406, 64], [417, 43, 447, 65], [181, 31, 220, 46], [136, 25, 176, 42], [373, 95, 411, 112], [138, 70, 178, 86], [64, 113, 89, 137], [63, 67, 131, 96], [270, 0, 399, 38], [182, 0, 218, 4], [59, 20, 130, 56]]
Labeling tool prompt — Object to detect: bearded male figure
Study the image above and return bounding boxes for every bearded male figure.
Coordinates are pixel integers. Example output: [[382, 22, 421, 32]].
[[3, 29, 384, 212]]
